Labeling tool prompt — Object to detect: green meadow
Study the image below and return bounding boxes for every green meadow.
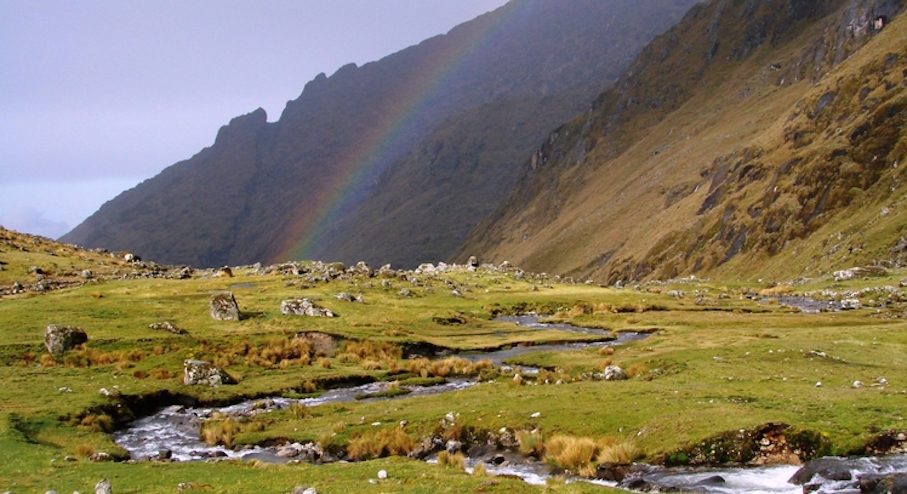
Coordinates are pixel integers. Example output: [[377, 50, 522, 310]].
[[1, 235, 906, 492]]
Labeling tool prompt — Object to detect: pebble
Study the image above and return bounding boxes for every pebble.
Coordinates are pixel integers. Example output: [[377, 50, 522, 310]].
[[377, 470, 388, 479]]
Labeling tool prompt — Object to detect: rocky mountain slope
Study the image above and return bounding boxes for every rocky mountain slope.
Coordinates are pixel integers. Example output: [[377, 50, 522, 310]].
[[456, 0, 906, 283], [60, 0, 696, 268]]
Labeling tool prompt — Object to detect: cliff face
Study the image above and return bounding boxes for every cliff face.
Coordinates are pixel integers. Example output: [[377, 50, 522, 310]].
[[456, 0, 907, 283], [61, 0, 696, 268]]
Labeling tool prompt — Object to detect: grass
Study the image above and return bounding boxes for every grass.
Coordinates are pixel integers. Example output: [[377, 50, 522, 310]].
[[2, 230, 907, 491]]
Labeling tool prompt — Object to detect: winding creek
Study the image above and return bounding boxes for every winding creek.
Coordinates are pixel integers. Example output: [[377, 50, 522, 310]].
[[114, 315, 907, 493]]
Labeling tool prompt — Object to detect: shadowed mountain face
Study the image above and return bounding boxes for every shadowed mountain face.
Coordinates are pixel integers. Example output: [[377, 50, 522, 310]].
[[455, 0, 906, 283], [61, 0, 697, 268]]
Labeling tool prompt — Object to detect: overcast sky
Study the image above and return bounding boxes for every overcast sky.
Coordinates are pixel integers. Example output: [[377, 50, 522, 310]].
[[0, 0, 509, 239]]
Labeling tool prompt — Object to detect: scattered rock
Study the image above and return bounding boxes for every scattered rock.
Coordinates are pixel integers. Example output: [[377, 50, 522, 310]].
[[88, 452, 112, 462], [209, 292, 240, 321], [183, 359, 234, 386], [44, 324, 88, 358], [334, 292, 354, 302], [833, 266, 888, 281], [214, 266, 233, 278], [398, 288, 411, 297], [604, 365, 628, 381], [377, 470, 388, 480], [291, 488, 317, 494], [149, 321, 185, 335], [94, 479, 111, 494], [280, 298, 335, 317]]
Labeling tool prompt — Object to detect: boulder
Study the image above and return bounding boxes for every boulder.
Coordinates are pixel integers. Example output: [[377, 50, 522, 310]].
[[789, 457, 854, 485], [209, 292, 240, 321], [183, 359, 234, 386], [148, 321, 184, 335], [280, 298, 335, 317], [604, 365, 628, 381], [44, 324, 88, 357], [94, 479, 112, 494], [860, 473, 907, 494]]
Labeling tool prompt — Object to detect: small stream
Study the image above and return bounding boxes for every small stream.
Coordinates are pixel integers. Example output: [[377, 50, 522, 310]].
[[113, 315, 906, 492]]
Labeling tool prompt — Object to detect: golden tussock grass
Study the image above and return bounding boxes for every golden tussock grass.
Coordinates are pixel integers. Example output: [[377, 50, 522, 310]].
[[625, 363, 649, 378], [289, 402, 309, 419], [471, 462, 487, 477], [346, 427, 414, 460], [437, 450, 466, 469], [516, 429, 544, 457], [200, 418, 242, 446], [150, 368, 172, 380], [73, 444, 95, 458], [597, 441, 639, 465], [342, 340, 402, 361], [759, 284, 793, 296], [78, 413, 114, 433], [544, 436, 599, 473], [598, 346, 616, 356]]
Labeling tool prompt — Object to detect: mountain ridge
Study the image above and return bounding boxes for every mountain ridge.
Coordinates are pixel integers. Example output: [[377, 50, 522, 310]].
[[455, 0, 906, 283], [60, 0, 698, 268]]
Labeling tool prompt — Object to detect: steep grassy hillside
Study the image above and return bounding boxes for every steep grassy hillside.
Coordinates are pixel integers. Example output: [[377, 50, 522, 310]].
[[456, 0, 907, 284], [61, 0, 697, 269]]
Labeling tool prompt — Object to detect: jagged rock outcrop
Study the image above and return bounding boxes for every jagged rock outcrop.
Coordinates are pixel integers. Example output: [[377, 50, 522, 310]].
[[60, 0, 697, 269]]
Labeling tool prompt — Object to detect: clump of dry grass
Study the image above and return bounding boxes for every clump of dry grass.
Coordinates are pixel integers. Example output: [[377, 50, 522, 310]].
[[437, 450, 466, 469], [472, 462, 487, 477], [759, 284, 793, 297], [319, 357, 332, 369], [599, 346, 616, 356], [597, 440, 639, 465], [74, 443, 96, 458], [150, 368, 172, 380], [516, 430, 544, 457], [289, 402, 309, 419], [360, 359, 383, 370], [40, 354, 56, 367], [544, 436, 599, 476], [342, 340, 402, 361], [77, 413, 114, 433], [347, 428, 414, 460], [625, 363, 649, 378], [200, 417, 242, 446]]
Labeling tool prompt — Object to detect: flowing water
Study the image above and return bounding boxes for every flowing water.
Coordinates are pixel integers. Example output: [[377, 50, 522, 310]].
[[113, 315, 906, 492]]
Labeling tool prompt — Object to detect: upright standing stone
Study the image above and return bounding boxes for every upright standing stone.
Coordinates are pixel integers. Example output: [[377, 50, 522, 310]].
[[209, 292, 240, 320], [44, 325, 88, 357]]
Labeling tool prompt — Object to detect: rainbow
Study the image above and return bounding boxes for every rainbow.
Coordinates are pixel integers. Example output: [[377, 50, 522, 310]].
[[274, 1, 535, 263]]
